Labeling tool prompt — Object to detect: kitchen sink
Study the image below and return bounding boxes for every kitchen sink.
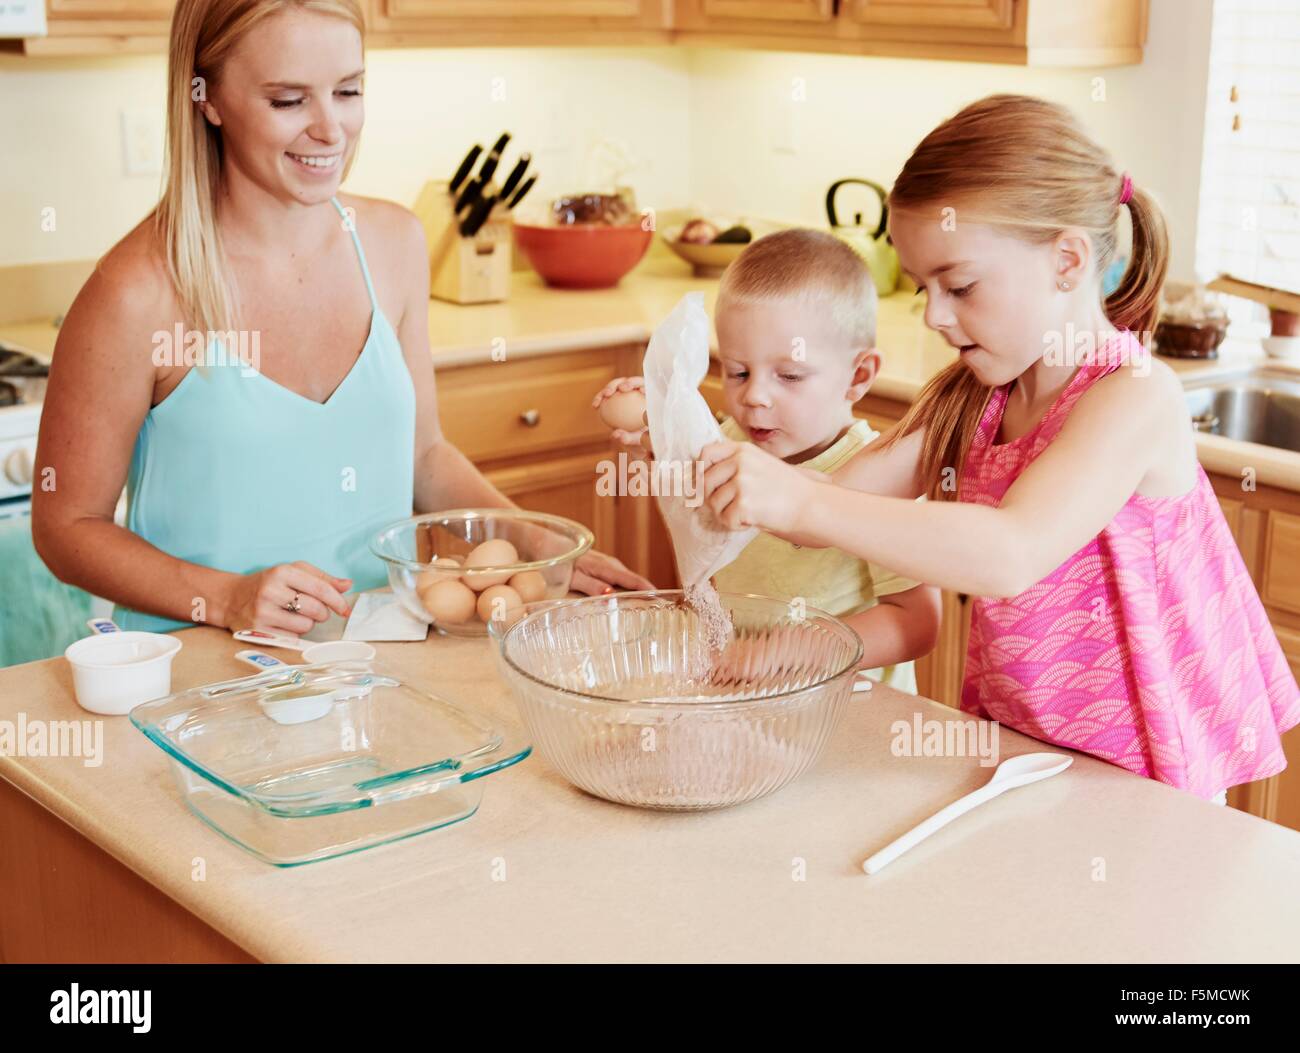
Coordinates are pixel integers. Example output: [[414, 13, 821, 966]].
[[1183, 369, 1300, 454]]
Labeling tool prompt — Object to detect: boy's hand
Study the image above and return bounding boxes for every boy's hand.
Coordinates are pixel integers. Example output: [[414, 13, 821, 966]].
[[592, 375, 653, 457]]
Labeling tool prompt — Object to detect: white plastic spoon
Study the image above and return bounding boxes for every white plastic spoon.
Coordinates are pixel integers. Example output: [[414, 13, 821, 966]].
[[862, 752, 1073, 875]]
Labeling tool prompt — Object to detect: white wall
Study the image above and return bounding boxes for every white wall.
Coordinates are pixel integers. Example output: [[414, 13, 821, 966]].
[[0, 0, 1213, 281], [0, 46, 694, 265]]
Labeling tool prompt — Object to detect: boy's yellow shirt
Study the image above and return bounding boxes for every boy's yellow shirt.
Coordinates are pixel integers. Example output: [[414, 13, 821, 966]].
[[712, 416, 919, 694]]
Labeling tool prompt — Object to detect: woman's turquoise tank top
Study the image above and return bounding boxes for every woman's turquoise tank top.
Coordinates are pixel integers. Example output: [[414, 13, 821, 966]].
[[115, 197, 415, 632]]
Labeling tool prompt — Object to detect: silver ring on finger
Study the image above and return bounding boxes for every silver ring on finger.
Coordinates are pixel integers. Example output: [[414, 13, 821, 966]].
[[282, 591, 302, 614]]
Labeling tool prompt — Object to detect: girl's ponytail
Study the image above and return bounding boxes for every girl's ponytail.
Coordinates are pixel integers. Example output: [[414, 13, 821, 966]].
[[881, 361, 992, 502], [1104, 183, 1170, 341]]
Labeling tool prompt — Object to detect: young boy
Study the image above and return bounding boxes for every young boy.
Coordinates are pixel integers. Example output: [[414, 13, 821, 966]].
[[593, 228, 940, 691]]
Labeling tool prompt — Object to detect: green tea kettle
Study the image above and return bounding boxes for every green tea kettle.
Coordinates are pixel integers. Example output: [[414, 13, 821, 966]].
[[826, 178, 900, 296]]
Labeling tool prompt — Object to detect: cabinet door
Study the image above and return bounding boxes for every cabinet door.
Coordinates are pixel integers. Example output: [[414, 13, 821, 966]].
[[368, 0, 667, 39], [484, 449, 618, 557], [47, 0, 174, 18], [845, 0, 1014, 30], [695, 0, 835, 24], [673, 0, 838, 38], [914, 590, 969, 706], [32, 0, 175, 52]]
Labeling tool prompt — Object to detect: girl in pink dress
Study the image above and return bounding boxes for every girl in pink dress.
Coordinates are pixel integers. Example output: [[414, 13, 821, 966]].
[[698, 94, 1300, 801]]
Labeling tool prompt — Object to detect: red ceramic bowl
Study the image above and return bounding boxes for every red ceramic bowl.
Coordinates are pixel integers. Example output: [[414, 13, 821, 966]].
[[513, 222, 653, 289]]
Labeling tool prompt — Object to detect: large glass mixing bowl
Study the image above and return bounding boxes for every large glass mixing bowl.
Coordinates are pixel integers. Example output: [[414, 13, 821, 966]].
[[490, 590, 864, 810]]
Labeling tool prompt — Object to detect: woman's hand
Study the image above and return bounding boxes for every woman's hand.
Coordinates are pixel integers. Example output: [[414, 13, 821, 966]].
[[570, 549, 655, 596], [221, 561, 353, 635], [592, 375, 653, 456], [700, 440, 818, 538]]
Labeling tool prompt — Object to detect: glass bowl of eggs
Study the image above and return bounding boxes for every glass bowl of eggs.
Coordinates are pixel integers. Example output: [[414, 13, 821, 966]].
[[371, 509, 594, 637]]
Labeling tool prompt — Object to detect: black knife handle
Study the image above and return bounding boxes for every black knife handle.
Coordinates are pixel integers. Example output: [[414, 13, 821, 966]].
[[499, 154, 531, 203], [507, 174, 537, 209], [450, 145, 482, 194], [460, 193, 499, 238], [454, 176, 484, 214], [477, 132, 511, 183]]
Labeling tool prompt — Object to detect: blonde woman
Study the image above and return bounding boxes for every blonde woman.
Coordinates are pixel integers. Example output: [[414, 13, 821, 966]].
[[33, 0, 650, 635]]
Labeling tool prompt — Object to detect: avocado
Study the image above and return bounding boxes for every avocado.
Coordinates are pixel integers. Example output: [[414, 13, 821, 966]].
[[712, 225, 753, 245]]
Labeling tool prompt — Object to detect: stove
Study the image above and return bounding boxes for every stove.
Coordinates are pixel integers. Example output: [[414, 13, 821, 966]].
[[0, 343, 50, 514]]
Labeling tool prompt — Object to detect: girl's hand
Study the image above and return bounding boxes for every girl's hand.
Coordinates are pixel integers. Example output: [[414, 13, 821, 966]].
[[221, 561, 353, 635], [592, 376, 652, 456], [570, 548, 656, 596], [700, 440, 817, 537]]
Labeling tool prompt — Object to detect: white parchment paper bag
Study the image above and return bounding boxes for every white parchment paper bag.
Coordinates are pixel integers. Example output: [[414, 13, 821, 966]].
[[642, 292, 757, 589]]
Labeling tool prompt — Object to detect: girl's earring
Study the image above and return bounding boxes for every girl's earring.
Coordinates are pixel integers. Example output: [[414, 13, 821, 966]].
[[1057, 279, 1072, 291]]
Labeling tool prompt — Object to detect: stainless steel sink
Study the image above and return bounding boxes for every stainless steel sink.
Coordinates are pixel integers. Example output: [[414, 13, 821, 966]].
[[1183, 369, 1300, 453]]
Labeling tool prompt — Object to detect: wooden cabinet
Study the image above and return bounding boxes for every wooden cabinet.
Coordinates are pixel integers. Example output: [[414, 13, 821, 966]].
[[675, 0, 1148, 66], [2, 0, 174, 55], [1205, 472, 1300, 831], [366, 0, 669, 46], [6, 0, 1147, 62]]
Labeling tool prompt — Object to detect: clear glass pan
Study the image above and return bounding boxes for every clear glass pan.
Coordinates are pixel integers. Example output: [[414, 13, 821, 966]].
[[129, 661, 530, 866]]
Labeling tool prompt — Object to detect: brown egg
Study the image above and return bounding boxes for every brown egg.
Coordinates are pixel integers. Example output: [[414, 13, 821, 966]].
[[420, 579, 477, 624], [508, 570, 547, 603], [598, 390, 647, 433], [462, 538, 520, 591], [477, 584, 524, 627], [415, 557, 462, 592]]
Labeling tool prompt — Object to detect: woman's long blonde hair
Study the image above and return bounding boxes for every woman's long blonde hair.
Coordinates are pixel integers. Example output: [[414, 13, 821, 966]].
[[155, 0, 365, 337], [881, 94, 1169, 500]]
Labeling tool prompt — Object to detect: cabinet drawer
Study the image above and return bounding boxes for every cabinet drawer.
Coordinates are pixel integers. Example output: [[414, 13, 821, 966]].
[[436, 351, 621, 463], [1263, 511, 1300, 616]]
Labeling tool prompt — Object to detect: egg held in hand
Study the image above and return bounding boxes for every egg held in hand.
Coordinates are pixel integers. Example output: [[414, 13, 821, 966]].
[[598, 390, 647, 433]]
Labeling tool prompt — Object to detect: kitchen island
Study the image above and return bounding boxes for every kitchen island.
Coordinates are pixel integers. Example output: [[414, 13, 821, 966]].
[[2, 625, 1298, 963]]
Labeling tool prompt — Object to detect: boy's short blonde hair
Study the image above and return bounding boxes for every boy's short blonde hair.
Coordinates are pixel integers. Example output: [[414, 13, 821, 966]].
[[716, 228, 878, 350]]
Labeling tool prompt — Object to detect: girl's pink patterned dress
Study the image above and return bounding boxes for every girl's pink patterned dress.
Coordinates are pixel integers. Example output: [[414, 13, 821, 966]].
[[959, 331, 1300, 798]]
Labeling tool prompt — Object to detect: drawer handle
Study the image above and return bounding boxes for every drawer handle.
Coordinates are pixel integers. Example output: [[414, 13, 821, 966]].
[[520, 409, 540, 427]]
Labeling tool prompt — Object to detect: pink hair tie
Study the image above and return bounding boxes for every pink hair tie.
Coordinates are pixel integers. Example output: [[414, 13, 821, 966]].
[[1118, 172, 1134, 206]]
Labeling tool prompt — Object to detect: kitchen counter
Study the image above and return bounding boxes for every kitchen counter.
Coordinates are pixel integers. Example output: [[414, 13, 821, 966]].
[[3, 624, 1300, 963], [4, 256, 1300, 489], [421, 258, 1300, 491]]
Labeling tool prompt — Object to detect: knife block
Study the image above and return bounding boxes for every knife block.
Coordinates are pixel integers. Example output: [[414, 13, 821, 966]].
[[412, 179, 512, 305]]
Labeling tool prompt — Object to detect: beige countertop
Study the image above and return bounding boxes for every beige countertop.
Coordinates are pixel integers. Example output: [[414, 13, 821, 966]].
[[3, 624, 1300, 963], [4, 256, 1300, 489]]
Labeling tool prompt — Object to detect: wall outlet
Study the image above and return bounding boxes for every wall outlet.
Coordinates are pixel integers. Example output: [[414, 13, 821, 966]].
[[120, 107, 163, 177]]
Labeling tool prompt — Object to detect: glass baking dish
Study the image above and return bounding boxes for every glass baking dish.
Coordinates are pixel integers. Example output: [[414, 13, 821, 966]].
[[129, 661, 530, 867]]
